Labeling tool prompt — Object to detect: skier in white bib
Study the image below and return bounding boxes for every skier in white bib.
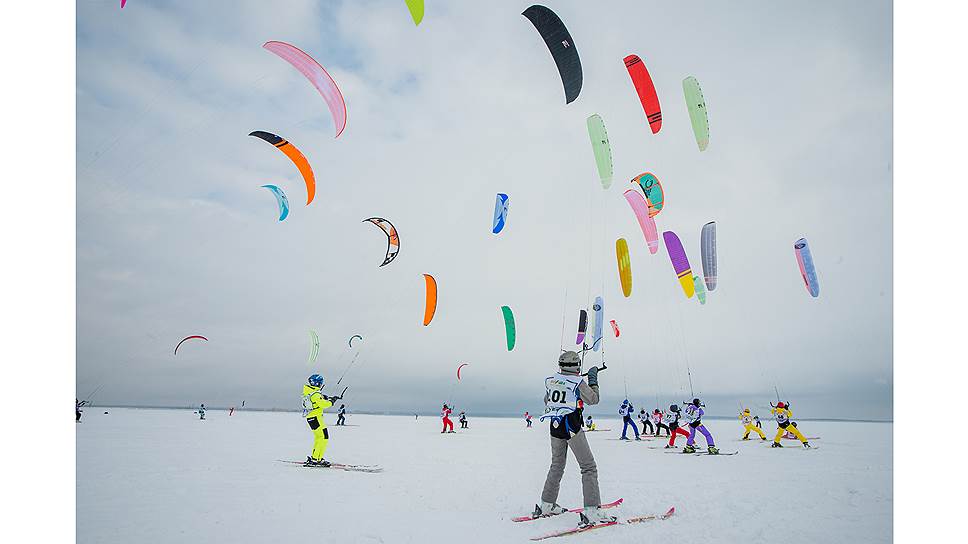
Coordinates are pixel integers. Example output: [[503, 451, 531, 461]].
[[533, 351, 616, 527]]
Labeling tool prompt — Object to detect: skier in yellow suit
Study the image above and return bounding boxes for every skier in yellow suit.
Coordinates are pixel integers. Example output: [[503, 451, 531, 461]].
[[770, 402, 810, 448], [739, 408, 766, 440], [302, 374, 342, 466]]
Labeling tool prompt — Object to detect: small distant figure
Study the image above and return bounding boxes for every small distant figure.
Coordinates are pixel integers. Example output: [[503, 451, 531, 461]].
[[415, 413, 419, 421], [618, 399, 640, 441], [652, 408, 670, 436], [585, 414, 596, 431], [76, 398, 88, 422], [229, 406, 235, 417], [754, 415, 762, 429], [459, 411, 468, 429], [525, 411, 533, 428], [441, 404, 455, 433], [740, 408, 766, 440], [337, 404, 347, 426], [198, 404, 206, 420], [639, 408, 655, 435]]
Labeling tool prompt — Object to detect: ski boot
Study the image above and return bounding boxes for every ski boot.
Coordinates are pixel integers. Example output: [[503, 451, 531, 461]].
[[532, 501, 567, 519], [634, 436, 642, 441], [707, 446, 720, 455], [664, 444, 674, 449], [802, 442, 811, 448], [579, 506, 618, 527], [742, 436, 749, 441], [682, 444, 697, 454], [771, 441, 783, 448], [761, 436, 767, 441], [303, 456, 315, 467], [619, 436, 629, 441]]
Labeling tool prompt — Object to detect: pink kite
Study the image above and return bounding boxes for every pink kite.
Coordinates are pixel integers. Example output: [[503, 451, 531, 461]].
[[457, 363, 469, 381], [174, 335, 208, 355], [609, 320, 620, 338], [623, 190, 659, 254], [263, 41, 347, 138]]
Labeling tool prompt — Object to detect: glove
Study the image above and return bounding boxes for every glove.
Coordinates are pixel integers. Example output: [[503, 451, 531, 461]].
[[586, 366, 599, 387]]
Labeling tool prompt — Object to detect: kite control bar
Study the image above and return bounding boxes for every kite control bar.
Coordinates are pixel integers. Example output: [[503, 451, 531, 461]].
[[581, 363, 607, 377]]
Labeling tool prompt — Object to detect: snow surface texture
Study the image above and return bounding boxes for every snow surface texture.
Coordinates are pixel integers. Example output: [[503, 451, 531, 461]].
[[77, 409, 891, 543]]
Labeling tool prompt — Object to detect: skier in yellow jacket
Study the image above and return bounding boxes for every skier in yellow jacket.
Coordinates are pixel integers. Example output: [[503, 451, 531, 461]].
[[302, 374, 343, 466], [739, 408, 766, 440], [770, 402, 810, 448]]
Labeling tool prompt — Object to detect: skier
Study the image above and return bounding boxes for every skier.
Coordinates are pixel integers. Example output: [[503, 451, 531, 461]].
[[662, 404, 691, 448], [739, 408, 767, 440], [525, 411, 533, 428], [441, 403, 455, 433], [459, 411, 468, 429], [638, 408, 655, 435], [585, 414, 596, 431], [302, 374, 341, 466], [618, 399, 641, 441], [770, 402, 810, 448], [754, 415, 762, 429], [653, 408, 671, 437], [336, 404, 346, 426], [681, 398, 718, 454], [76, 398, 87, 422], [229, 406, 235, 417], [198, 404, 206, 420], [533, 351, 616, 527]]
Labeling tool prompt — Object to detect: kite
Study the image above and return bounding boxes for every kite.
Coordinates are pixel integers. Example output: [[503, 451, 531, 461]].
[[616, 238, 632, 297], [701, 222, 717, 291], [682, 76, 709, 151], [591, 296, 604, 351], [260, 185, 290, 222], [623, 190, 659, 254], [348, 334, 363, 348], [457, 363, 469, 381], [249, 131, 316, 205], [609, 319, 620, 338], [493, 193, 509, 234], [423, 274, 438, 326], [632, 172, 664, 217], [309, 330, 320, 363], [586, 114, 613, 189], [624, 54, 662, 133], [405, 0, 424, 25], [174, 335, 207, 355], [120, 0, 126, 8], [575, 309, 587, 345], [693, 276, 707, 305], [501, 306, 516, 351], [263, 41, 346, 138], [363, 217, 400, 267], [663, 231, 695, 299], [794, 238, 820, 297], [522, 5, 582, 104]]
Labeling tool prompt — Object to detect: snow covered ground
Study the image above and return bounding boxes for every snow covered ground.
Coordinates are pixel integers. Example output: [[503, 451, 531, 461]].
[[77, 409, 891, 543]]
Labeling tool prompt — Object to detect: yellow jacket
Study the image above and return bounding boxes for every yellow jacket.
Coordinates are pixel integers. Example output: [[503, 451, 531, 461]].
[[739, 411, 754, 425], [770, 406, 793, 424], [303, 384, 333, 421]]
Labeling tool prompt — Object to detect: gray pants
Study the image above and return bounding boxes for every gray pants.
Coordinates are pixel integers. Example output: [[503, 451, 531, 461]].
[[540, 431, 601, 507]]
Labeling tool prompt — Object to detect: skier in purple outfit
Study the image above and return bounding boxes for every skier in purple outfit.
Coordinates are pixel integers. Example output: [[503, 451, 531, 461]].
[[682, 398, 719, 454]]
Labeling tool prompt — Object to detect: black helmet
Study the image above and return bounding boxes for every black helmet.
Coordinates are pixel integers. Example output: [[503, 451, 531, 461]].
[[669, 404, 679, 413], [691, 398, 701, 407]]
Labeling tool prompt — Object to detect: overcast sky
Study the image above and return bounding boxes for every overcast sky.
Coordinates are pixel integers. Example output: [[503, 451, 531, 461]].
[[76, 1, 892, 420]]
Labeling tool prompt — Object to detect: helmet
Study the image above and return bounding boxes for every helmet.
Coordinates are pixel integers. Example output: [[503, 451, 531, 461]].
[[691, 398, 701, 407], [776, 401, 786, 409], [743, 408, 750, 413], [558, 350, 581, 369], [669, 404, 679, 413], [653, 408, 660, 414], [308, 374, 324, 387]]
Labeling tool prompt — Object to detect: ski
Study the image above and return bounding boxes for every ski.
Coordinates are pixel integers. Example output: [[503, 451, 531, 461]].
[[663, 450, 738, 456], [512, 498, 623, 523], [529, 507, 675, 540], [276, 460, 384, 473]]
